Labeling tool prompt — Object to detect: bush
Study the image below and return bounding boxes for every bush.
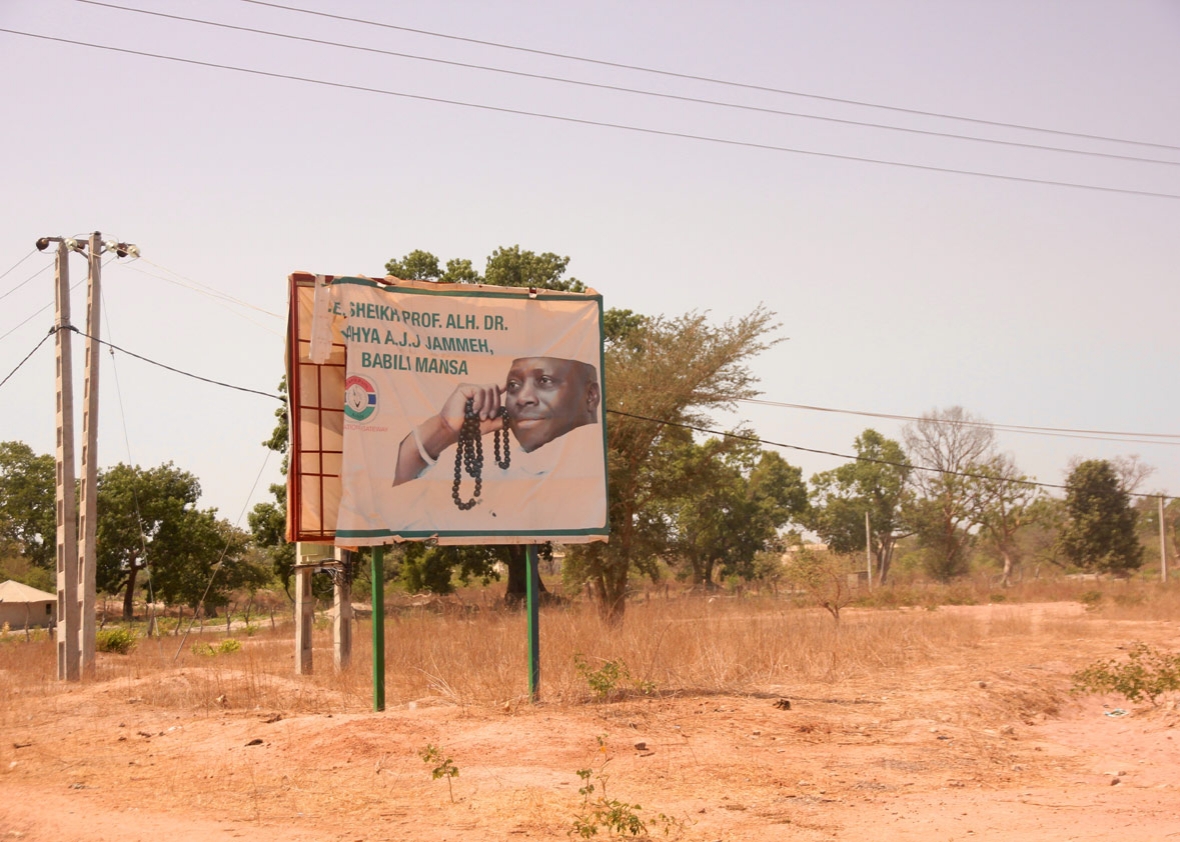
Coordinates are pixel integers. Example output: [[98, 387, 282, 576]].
[[1072, 642, 1180, 705], [96, 627, 137, 654]]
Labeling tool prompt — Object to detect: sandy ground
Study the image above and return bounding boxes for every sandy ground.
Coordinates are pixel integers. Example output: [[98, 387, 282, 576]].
[[2, 602, 1178, 841]]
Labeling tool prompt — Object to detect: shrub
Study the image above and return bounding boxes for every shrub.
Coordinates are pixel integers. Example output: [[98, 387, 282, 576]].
[[96, 627, 137, 654], [573, 654, 655, 701], [1072, 642, 1180, 705]]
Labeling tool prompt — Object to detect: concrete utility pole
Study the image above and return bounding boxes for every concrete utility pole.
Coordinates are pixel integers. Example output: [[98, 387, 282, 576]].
[[51, 238, 80, 681], [38, 233, 137, 681], [78, 232, 102, 677]]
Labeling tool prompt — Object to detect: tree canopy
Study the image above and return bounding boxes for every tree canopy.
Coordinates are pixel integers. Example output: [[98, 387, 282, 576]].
[[808, 429, 911, 585], [0, 440, 56, 571], [1059, 459, 1144, 576]]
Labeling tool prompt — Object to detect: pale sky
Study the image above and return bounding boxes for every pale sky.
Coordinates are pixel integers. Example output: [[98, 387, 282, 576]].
[[2, 0, 1177, 524]]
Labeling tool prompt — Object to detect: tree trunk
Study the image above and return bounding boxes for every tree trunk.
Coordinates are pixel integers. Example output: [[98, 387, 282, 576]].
[[1000, 549, 1014, 588], [503, 546, 548, 605], [122, 564, 140, 621], [595, 568, 628, 625]]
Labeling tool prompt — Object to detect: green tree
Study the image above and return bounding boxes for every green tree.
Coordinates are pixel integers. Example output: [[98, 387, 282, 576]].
[[1059, 459, 1144, 575], [97, 462, 250, 619], [148, 515, 266, 614], [808, 429, 911, 585], [564, 306, 783, 622], [665, 433, 806, 587], [0, 441, 57, 570], [903, 407, 995, 582], [483, 245, 584, 292]]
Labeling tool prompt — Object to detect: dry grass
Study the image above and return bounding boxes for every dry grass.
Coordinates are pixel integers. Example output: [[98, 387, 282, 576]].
[[6, 579, 1176, 716]]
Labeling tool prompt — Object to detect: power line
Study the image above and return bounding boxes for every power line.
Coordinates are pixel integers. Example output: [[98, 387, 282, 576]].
[[0, 262, 52, 304], [62, 325, 284, 401], [234, 0, 1180, 155], [74, 0, 1180, 169], [738, 398, 1180, 446], [0, 249, 41, 284], [606, 407, 1175, 502], [3, 28, 1178, 201], [0, 329, 54, 390]]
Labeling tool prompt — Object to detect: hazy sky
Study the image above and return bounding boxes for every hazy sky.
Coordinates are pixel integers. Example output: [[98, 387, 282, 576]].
[[2, 0, 1178, 524]]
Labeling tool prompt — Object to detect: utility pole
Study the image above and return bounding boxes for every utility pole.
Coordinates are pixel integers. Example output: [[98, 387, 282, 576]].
[[51, 238, 80, 681], [37, 233, 137, 681], [77, 232, 102, 676]]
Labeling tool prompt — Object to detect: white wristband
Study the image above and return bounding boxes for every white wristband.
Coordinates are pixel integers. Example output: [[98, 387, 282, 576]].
[[412, 425, 437, 467]]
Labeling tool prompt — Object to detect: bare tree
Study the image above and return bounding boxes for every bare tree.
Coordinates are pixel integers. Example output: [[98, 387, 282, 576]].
[[903, 407, 996, 581], [967, 453, 1042, 586], [1067, 454, 1155, 495]]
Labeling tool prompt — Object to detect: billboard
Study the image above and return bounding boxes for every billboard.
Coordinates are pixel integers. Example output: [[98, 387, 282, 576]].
[[287, 272, 609, 546]]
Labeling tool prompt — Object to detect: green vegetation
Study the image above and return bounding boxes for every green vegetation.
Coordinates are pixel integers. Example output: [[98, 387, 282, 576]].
[[1072, 642, 1180, 705], [191, 638, 242, 656], [419, 744, 459, 802], [570, 735, 677, 838], [96, 627, 137, 654], [573, 654, 655, 701]]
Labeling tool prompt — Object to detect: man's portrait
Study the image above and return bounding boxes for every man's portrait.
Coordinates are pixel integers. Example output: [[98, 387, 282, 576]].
[[394, 356, 600, 486]]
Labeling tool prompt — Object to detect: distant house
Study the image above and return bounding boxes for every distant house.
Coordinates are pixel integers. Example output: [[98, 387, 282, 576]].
[[0, 580, 56, 630]]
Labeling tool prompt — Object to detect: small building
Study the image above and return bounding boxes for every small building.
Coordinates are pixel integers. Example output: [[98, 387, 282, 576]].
[[0, 580, 57, 630]]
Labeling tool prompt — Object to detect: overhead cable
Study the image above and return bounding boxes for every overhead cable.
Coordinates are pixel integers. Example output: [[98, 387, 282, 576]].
[[738, 399, 1180, 446], [2, 28, 1178, 201], [62, 325, 284, 401], [232, 0, 1180, 155], [0, 249, 40, 284], [605, 407, 1175, 502], [73, 0, 1180, 168], [0, 329, 54, 390]]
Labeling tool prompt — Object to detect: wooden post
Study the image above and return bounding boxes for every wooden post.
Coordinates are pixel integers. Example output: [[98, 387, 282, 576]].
[[1161, 496, 1169, 583], [371, 546, 385, 711], [333, 547, 353, 671]]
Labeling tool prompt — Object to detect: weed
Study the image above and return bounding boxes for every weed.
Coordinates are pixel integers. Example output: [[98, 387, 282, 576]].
[[574, 654, 655, 701], [191, 642, 217, 657], [96, 627, 137, 654], [570, 735, 679, 837], [1072, 641, 1180, 705], [218, 638, 242, 654], [1079, 590, 1103, 611], [420, 743, 459, 802]]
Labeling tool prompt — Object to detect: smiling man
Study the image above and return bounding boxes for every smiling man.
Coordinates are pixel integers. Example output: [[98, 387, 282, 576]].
[[393, 356, 601, 487]]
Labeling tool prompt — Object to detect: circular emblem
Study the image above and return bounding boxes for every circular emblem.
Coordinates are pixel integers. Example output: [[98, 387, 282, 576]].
[[344, 375, 378, 422]]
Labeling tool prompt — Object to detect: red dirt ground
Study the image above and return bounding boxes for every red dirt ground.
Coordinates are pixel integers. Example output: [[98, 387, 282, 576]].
[[2, 602, 1178, 841]]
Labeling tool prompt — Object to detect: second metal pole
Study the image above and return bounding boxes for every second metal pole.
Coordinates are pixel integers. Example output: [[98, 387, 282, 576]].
[[526, 544, 540, 701]]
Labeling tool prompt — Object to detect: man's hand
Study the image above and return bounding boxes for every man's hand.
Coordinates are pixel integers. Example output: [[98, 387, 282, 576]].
[[438, 382, 506, 437], [394, 382, 505, 486]]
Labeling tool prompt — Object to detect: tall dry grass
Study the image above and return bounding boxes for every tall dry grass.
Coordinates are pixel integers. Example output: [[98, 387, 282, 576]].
[[2, 581, 1177, 719]]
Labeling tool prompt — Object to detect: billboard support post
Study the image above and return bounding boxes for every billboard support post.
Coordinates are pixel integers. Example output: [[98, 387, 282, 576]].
[[371, 545, 385, 712], [527, 544, 540, 701]]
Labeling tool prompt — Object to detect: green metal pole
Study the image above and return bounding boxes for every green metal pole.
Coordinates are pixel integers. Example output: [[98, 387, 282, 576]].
[[371, 546, 385, 712], [526, 544, 540, 701]]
